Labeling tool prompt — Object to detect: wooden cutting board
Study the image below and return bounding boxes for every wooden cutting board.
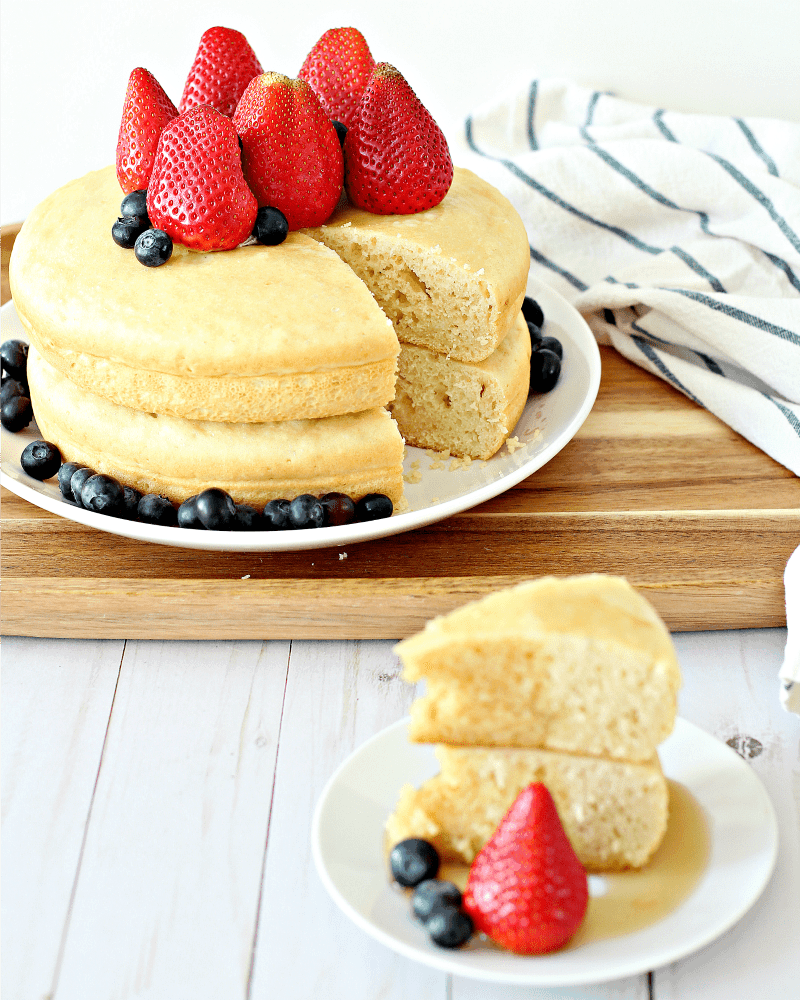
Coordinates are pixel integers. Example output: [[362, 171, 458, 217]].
[[2, 222, 798, 638]]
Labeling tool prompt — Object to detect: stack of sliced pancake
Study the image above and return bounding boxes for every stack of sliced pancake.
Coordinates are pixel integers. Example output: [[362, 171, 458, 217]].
[[385, 575, 683, 871], [11, 164, 532, 508]]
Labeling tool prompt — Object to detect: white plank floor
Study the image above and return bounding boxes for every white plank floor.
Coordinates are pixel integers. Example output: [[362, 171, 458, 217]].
[[3, 629, 799, 1000]]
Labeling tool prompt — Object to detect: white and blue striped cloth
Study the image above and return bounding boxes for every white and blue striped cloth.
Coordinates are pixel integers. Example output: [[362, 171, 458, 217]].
[[456, 79, 800, 476]]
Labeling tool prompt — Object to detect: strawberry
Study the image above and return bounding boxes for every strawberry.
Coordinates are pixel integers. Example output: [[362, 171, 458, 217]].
[[463, 783, 588, 954], [298, 27, 376, 128], [343, 63, 453, 215], [179, 26, 263, 118], [232, 73, 343, 231], [146, 107, 257, 252], [116, 68, 178, 194]]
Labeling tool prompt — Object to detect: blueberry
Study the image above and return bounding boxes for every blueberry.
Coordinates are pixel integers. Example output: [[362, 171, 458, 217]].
[[527, 320, 543, 345], [58, 461, 86, 501], [521, 296, 544, 328], [1, 339, 28, 380], [411, 880, 462, 922], [120, 189, 148, 219], [426, 906, 473, 949], [194, 487, 237, 530], [288, 493, 326, 529], [121, 485, 144, 519], [529, 348, 561, 394], [1, 377, 27, 405], [177, 495, 204, 528], [252, 206, 289, 246], [263, 498, 292, 530], [320, 491, 356, 527], [332, 120, 348, 147], [535, 335, 563, 359], [390, 839, 440, 888], [1, 394, 32, 431], [20, 440, 62, 480], [135, 228, 173, 267], [138, 493, 178, 526], [112, 215, 150, 249], [69, 466, 95, 507], [234, 503, 263, 530], [81, 473, 125, 515], [354, 493, 393, 522]]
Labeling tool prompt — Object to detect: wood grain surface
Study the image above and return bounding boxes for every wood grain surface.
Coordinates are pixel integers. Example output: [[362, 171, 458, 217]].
[[2, 221, 798, 637]]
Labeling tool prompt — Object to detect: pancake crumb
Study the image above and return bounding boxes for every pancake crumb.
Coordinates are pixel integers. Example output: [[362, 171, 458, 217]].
[[505, 436, 524, 453], [404, 469, 423, 484]]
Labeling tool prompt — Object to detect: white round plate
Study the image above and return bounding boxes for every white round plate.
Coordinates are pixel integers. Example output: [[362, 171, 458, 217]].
[[1, 279, 600, 552], [312, 717, 778, 987]]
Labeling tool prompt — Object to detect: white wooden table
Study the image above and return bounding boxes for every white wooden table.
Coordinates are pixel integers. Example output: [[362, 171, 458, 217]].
[[3, 627, 798, 1000]]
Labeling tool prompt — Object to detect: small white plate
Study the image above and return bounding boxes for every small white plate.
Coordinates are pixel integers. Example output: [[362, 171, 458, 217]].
[[0, 278, 600, 552], [311, 718, 778, 987]]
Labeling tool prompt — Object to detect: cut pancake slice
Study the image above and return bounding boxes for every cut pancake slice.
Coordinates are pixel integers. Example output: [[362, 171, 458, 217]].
[[390, 311, 531, 460], [305, 167, 531, 363], [27, 346, 405, 507], [385, 743, 669, 871]]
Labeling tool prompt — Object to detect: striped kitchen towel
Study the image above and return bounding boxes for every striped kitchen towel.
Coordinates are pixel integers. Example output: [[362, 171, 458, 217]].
[[455, 79, 800, 475]]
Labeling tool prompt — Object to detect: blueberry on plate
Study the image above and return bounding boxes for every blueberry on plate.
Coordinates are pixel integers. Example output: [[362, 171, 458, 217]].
[[194, 488, 237, 530], [234, 503, 263, 530], [20, 440, 62, 480], [177, 495, 204, 528], [135, 228, 173, 267], [58, 461, 86, 501], [426, 906, 474, 949], [120, 189, 148, 219], [1, 377, 27, 405], [1, 394, 33, 432], [529, 348, 561, 394], [389, 839, 440, 888], [521, 295, 544, 329], [69, 466, 96, 507], [411, 880, 462, 922], [138, 493, 178, 526], [121, 485, 144, 520], [1, 339, 29, 381], [80, 473, 125, 516], [263, 498, 292, 530], [252, 206, 289, 246], [536, 335, 563, 359], [288, 493, 326, 529], [112, 215, 150, 249], [354, 493, 393, 522], [320, 492, 356, 527], [527, 320, 543, 345]]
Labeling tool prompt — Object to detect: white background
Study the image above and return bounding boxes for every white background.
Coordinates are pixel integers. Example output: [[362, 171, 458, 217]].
[[2, 0, 800, 225]]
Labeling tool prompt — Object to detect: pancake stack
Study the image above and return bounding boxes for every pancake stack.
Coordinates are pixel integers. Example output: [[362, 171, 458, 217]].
[[385, 575, 683, 871]]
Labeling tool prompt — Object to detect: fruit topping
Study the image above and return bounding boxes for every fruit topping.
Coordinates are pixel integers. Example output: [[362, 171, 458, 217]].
[[116, 68, 178, 194], [252, 206, 289, 246], [148, 107, 257, 251], [138, 493, 178, 526], [80, 473, 126, 516], [298, 27, 376, 129], [234, 503, 263, 530], [527, 320, 543, 345], [112, 215, 150, 249], [263, 498, 292, 530], [58, 462, 86, 502], [121, 485, 144, 520], [463, 783, 588, 954], [120, 189, 149, 219], [529, 349, 561, 394], [134, 229, 173, 267], [233, 73, 344, 231], [1, 339, 29, 381], [522, 296, 545, 329], [179, 27, 263, 118], [194, 487, 237, 530], [390, 838, 440, 888], [288, 493, 326, 529], [20, 440, 62, 480], [411, 879, 462, 923], [69, 467, 95, 507], [537, 336, 563, 359], [319, 492, 355, 527], [354, 493, 393, 522], [1, 395, 33, 432], [343, 63, 453, 215], [177, 495, 203, 529], [1, 377, 27, 405], [426, 906, 474, 949]]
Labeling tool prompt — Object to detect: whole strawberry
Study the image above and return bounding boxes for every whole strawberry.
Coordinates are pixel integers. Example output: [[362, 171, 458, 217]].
[[179, 26, 263, 118], [147, 107, 257, 252], [298, 26, 375, 128], [343, 63, 453, 215], [232, 73, 343, 231], [116, 68, 178, 194], [463, 783, 588, 954]]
